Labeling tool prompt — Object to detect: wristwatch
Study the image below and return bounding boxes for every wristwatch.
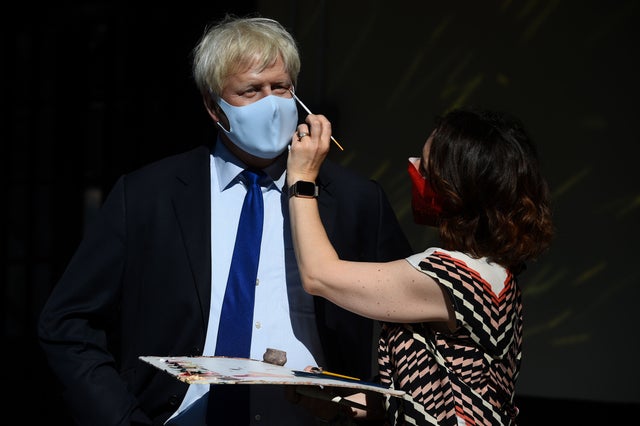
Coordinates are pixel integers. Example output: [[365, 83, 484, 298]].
[[288, 181, 319, 198]]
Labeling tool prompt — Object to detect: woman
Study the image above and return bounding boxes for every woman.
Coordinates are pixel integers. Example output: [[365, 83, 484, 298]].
[[286, 107, 554, 425]]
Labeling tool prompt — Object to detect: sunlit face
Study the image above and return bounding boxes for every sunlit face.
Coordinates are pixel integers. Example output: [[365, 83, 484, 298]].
[[218, 55, 293, 107], [205, 55, 296, 168]]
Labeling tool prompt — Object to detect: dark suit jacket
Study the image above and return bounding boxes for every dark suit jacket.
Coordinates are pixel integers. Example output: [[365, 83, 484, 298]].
[[38, 145, 413, 425]]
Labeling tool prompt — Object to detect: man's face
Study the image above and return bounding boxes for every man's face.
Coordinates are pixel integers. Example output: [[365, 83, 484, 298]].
[[220, 56, 293, 107], [206, 55, 296, 167], [209, 55, 294, 130]]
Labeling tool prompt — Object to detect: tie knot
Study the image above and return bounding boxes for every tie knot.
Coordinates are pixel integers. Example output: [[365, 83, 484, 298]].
[[242, 169, 263, 186]]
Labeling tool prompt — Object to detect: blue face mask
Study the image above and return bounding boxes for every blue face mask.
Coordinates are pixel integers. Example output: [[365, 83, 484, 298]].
[[215, 95, 298, 159]]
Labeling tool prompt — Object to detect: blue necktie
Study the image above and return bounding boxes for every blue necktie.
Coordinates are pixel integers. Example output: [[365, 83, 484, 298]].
[[208, 169, 263, 425], [215, 169, 264, 357]]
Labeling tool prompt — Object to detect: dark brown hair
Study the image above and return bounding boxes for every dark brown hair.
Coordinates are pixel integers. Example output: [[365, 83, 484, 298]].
[[427, 107, 554, 274]]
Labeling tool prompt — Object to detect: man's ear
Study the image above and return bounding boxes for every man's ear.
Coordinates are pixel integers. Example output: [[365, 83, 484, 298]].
[[203, 94, 221, 122], [203, 94, 231, 132]]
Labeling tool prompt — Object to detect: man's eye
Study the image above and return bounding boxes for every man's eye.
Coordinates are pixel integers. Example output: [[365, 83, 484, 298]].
[[240, 89, 258, 98]]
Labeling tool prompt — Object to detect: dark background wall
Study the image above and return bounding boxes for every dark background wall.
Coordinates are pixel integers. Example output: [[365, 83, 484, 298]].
[[2, 1, 638, 424]]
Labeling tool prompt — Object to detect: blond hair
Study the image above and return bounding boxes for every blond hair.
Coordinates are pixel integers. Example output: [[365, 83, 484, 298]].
[[192, 15, 301, 96]]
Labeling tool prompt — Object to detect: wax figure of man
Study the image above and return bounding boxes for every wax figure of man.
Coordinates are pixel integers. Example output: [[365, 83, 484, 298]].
[[38, 14, 412, 426]]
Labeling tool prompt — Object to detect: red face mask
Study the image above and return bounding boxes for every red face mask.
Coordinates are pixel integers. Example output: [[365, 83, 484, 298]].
[[408, 158, 442, 226]]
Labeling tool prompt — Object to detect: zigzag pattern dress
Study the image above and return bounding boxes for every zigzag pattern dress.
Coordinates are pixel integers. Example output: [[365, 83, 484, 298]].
[[378, 248, 522, 426]]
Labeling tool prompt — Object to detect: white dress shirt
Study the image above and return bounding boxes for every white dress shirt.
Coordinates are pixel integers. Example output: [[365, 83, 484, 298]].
[[167, 141, 323, 425]]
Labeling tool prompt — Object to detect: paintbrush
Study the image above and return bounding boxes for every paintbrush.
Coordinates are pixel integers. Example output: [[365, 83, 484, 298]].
[[290, 90, 344, 151]]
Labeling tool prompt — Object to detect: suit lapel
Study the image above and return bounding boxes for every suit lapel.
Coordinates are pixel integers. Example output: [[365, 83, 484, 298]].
[[316, 167, 338, 241], [172, 146, 213, 327]]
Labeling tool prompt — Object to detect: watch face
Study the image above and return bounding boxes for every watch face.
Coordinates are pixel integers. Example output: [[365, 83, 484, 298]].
[[296, 181, 317, 196], [290, 181, 318, 198]]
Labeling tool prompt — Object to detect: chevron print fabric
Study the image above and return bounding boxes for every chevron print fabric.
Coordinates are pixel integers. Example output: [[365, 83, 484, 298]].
[[379, 249, 522, 425]]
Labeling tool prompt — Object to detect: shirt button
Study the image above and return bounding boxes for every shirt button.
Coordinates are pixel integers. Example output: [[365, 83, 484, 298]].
[[255, 321, 261, 329], [254, 414, 262, 421], [256, 278, 260, 286]]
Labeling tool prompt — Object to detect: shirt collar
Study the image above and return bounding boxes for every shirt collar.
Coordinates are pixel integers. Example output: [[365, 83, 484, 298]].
[[212, 137, 287, 192]]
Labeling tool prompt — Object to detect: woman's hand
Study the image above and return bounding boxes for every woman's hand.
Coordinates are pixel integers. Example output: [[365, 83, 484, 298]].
[[283, 365, 384, 422], [287, 113, 332, 187]]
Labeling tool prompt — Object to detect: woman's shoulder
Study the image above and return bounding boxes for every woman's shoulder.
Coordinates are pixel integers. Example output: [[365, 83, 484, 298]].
[[406, 247, 441, 267], [407, 248, 509, 293]]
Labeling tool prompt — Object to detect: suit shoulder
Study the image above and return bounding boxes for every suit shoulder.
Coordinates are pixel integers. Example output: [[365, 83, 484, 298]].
[[125, 145, 210, 184], [321, 158, 374, 183], [320, 158, 381, 192]]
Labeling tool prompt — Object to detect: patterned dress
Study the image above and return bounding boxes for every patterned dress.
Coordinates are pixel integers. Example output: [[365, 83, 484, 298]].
[[378, 248, 522, 426]]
